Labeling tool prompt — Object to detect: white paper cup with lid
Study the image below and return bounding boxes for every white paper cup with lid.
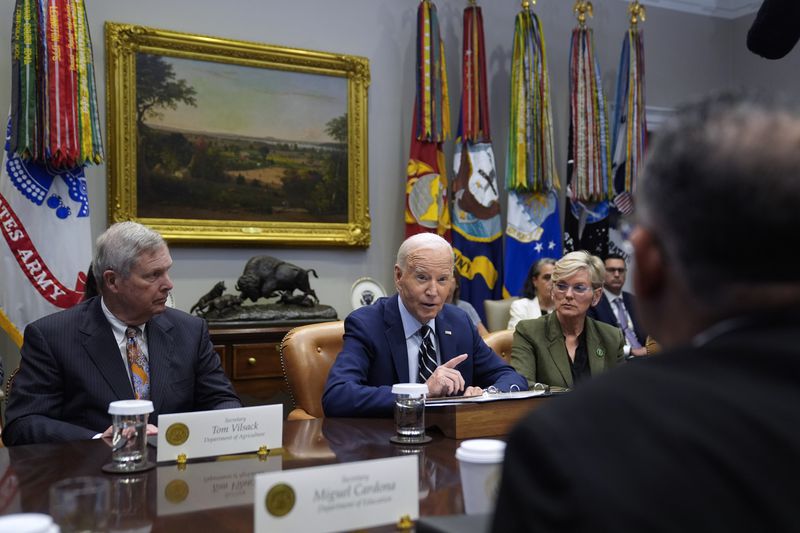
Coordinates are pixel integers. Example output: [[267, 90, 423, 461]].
[[456, 438, 506, 514]]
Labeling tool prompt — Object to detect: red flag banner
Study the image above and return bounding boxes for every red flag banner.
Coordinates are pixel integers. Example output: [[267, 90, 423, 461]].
[[405, 0, 451, 239]]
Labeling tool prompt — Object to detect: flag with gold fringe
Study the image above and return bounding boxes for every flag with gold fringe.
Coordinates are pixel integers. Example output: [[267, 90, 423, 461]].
[[503, 4, 563, 299], [405, 0, 451, 239], [1, 0, 98, 347], [452, 2, 503, 322], [608, 4, 647, 257], [563, 2, 612, 257]]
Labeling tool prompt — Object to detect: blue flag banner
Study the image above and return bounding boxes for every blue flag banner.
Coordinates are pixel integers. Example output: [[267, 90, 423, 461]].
[[452, 3, 502, 322], [452, 143, 503, 321], [504, 191, 562, 297], [502, 6, 561, 298]]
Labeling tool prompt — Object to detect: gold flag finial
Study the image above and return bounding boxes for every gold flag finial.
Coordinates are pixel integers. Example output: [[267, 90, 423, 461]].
[[629, 1, 646, 27], [522, 0, 536, 10], [468, 0, 477, 6], [573, 1, 594, 27]]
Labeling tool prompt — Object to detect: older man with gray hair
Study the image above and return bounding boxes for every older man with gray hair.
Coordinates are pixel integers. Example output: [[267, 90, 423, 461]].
[[323, 232, 526, 417], [3, 221, 240, 445], [492, 92, 800, 532]]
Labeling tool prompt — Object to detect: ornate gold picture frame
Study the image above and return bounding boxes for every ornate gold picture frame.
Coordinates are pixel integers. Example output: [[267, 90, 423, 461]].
[[105, 22, 370, 246]]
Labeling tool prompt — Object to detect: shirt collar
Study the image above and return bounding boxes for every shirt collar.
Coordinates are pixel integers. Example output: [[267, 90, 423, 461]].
[[101, 297, 147, 344], [397, 296, 436, 340], [603, 288, 623, 303]]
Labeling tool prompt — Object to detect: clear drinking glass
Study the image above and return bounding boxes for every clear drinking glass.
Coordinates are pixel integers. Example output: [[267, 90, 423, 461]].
[[107, 400, 153, 472], [391, 383, 429, 443]]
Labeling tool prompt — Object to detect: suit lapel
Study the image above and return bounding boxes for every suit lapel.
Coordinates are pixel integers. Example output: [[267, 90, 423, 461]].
[[544, 314, 573, 387], [384, 295, 411, 383], [147, 313, 176, 415], [435, 311, 457, 364], [585, 318, 607, 375], [598, 295, 619, 326], [81, 299, 135, 400]]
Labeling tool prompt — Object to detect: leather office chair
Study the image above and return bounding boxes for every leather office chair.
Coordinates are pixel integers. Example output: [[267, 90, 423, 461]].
[[280, 320, 344, 420], [483, 298, 518, 332], [483, 329, 514, 363]]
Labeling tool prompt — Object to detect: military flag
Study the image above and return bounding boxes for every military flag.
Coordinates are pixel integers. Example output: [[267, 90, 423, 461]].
[[1, 0, 100, 347], [608, 3, 647, 258], [563, 2, 613, 257], [405, 0, 451, 239], [452, 2, 503, 321], [503, 4, 562, 298]]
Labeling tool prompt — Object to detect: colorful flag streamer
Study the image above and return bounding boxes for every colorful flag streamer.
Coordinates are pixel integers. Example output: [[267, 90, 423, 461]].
[[563, 3, 613, 257], [608, 5, 647, 257], [452, 2, 503, 322], [503, 5, 563, 298], [9, 0, 103, 169], [1, 0, 97, 346], [405, 0, 451, 239]]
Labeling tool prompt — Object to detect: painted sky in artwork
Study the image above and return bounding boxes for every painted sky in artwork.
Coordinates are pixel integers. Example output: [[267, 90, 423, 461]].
[[143, 55, 348, 143]]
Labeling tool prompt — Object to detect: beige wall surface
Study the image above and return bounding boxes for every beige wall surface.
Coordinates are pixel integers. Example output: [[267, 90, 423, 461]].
[[0, 0, 787, 376]]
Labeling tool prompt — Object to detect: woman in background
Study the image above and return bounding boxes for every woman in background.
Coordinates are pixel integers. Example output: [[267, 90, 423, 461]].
[[448, 270, 490, 337], [507, 258, 556, 329]]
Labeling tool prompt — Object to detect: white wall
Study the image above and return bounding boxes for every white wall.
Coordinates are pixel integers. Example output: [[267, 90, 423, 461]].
[[0, 0, 763, 376]]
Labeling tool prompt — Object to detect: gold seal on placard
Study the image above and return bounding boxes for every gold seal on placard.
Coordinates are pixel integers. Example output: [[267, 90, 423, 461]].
[[166, 423, 190, 445], [165, 479, 190, 503], [266, 483, 295, 517]]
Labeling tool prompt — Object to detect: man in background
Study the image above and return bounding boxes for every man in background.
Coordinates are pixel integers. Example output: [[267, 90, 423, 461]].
[[587, 253, 648, 357], [492, 92, 800, 532], [323, 232, 525, 417], [3, 221, 240, 445]]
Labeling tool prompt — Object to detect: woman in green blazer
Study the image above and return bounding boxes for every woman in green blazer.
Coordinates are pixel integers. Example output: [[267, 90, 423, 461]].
[[510, 251, 625, 389]]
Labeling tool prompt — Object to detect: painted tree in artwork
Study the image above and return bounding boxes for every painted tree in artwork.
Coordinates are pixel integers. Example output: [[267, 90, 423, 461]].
[[136, 54, 198, 195], [309, 114, 348, 216]]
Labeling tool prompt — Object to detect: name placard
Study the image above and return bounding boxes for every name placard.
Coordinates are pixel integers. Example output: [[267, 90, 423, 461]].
[[156, 405, 282, 463], [157, 454, 282, 515], [254, 455, 418, 533]]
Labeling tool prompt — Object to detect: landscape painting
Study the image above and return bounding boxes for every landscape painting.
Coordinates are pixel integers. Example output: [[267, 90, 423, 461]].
[[105, 22, 370, 246]]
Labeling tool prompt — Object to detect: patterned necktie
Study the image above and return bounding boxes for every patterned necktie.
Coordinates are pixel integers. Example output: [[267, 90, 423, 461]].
[[613, 298, 643, 349], [125, 326, 150, 400], [417, 325, 438, 383]]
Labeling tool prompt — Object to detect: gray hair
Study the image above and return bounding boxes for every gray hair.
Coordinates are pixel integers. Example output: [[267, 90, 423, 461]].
[[396, 232, 453, 270], [637, 92, 800, 298], [552, 251, 605, 287], [93, 222, 167, 281]]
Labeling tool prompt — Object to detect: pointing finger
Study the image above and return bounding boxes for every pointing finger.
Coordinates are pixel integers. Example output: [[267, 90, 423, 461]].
[[442, 353, 468, 369]]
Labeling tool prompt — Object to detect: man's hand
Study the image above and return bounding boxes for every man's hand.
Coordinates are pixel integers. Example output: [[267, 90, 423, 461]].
[[464, 386, 483, 397], [631, 347, 648, 357], [426, 353, 468, 397]]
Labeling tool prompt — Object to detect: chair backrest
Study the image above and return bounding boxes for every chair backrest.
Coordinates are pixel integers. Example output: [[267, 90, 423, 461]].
[[280, 320, 344, 419], [483, 329, 514, 363], [483, 298, 518, 332]]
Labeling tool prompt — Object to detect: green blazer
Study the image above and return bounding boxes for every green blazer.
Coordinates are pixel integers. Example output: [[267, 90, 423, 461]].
[[510, 312, 625, 389]]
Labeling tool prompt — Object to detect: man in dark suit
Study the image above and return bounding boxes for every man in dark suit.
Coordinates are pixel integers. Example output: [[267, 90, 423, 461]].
[[587, 253, 648, 357], [492, 93, 800, 532], [322, 233, 526, 417], [3, 221, 241, 445]]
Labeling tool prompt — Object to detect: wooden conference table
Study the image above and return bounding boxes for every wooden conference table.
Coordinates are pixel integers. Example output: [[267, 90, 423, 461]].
[[0, 418, 478, 532]]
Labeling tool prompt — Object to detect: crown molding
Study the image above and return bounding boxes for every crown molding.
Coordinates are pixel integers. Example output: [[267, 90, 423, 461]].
[[628, 0, 761, 19]]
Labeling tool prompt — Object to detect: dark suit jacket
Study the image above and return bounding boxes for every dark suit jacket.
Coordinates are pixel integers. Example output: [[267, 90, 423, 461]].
[[3, 297, 241, 445], [588, 291, 647, 346], [322, 295, 527, 417], [493, 313, 800, 533], [510, 313, 624, 389]]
